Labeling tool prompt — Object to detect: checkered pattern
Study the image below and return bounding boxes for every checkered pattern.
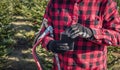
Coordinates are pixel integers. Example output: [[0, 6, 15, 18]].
[[40, 0, 120, 70]]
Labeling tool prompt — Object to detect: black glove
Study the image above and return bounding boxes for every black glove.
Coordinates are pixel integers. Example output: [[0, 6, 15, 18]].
[[47, 40, 70, 53], [47, 33, 74, 53], [66, 23, 93, 39]]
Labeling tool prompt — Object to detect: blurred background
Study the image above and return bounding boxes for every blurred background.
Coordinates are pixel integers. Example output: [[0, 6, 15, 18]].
[[0, 0, 120, 70]]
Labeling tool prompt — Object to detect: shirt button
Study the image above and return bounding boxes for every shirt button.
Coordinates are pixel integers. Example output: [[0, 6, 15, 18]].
[[73, 16, 77, 20]]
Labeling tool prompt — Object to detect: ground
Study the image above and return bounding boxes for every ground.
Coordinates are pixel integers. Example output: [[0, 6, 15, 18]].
[[0, 16, 53, 70]]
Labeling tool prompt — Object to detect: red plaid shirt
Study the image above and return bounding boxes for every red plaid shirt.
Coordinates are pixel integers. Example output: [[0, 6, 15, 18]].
[[41, 0, 120, 70]]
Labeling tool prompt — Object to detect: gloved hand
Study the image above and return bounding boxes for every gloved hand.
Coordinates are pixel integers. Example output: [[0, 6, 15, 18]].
[[47, 40, 70, 53], [66, 23, 93, 39]]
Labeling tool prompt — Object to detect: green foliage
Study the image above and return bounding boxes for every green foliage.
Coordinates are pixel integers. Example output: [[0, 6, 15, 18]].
[[0, 0, 15, 57], [13, 0, 48, 23], [116, 0, 120, 6], [9, 0, 49, 32], [116, 0, 120, 13], [107, 47, 120, 70], [0, 0, 13, 24]]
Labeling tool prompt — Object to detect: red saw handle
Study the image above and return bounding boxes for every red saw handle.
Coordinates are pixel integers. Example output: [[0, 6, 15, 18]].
[[32, 38, 42, 70]]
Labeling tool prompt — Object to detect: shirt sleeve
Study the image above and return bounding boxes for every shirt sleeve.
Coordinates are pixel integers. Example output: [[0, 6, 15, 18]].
[[39, 0, 54, 50], [91, 0, 120, 47]]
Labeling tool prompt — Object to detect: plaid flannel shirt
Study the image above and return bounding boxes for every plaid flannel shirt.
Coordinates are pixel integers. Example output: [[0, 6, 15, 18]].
[[40, 0, 120, 70]]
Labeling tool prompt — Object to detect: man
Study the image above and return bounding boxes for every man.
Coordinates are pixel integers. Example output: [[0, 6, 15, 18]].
[[39, 0, 120, 70]]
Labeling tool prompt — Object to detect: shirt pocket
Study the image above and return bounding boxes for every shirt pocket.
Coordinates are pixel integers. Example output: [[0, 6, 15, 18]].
[[53, 8, 72, 25], [79, 15, 102, 28]]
